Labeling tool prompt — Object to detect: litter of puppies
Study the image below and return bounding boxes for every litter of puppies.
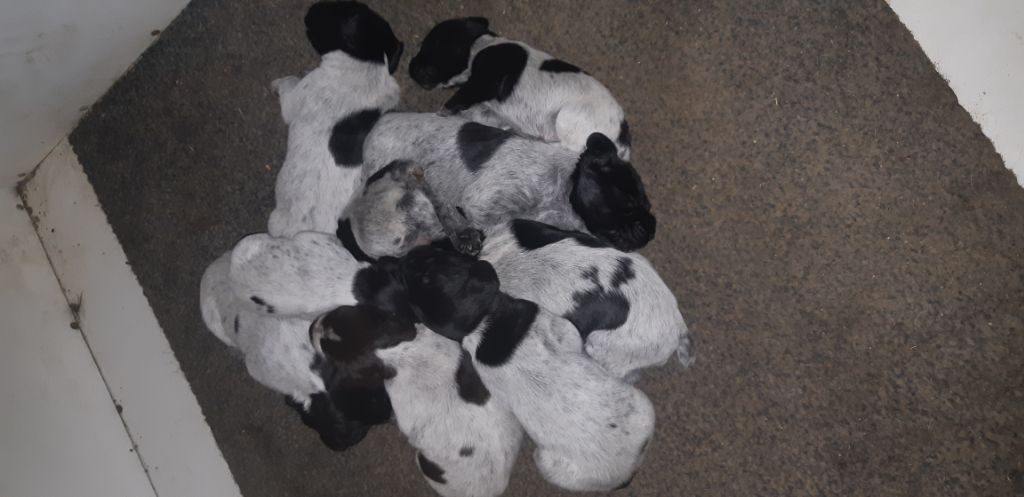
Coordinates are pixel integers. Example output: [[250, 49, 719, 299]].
[[199, 1, 695, 494]]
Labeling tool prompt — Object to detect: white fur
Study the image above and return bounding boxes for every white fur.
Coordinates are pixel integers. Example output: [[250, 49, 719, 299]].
[[267, 51, 400, 237], [200, 252, 323, 406], [462, 299, 654, 491], [360, 112, 589, 232], [229, 231, 368, 317], [359, 327, 522, 497]]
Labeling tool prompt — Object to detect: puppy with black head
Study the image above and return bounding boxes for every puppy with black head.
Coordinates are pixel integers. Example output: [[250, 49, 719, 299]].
[[311, 305, 523, 497], [401, 247, 655, 492], [360, 112, 656, 252], [268, 1, 404, 237], [409, 17, 632, 159], [200, 253, 392, 451]]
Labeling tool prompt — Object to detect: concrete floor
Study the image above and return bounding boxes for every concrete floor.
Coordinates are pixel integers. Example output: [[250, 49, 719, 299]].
[[68, 1, 1024, 496]]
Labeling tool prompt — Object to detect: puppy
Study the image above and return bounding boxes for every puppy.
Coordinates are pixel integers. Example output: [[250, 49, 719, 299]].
[[199, 252, 392, 451], [267, 1, 403, 237], [337, 165, 693, 377], [409, 17, 631, 159], [481, 219, 696, 379], [311, 305, 523, 497], [227, 231, 410, 319], [339, 160, 446, 259], [360, 112, 656, 252], [401, 247, 655, 492]]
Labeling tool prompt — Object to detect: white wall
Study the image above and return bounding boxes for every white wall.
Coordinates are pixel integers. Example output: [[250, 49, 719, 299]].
[[0, 0, 191, 185], [889, 0, 1024, 187]]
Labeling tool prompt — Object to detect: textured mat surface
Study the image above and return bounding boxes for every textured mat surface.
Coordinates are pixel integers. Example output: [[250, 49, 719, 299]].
[[70, 1, 1024, 496]]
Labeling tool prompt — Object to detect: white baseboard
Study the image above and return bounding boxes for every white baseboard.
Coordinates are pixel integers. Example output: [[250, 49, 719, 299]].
[[19, 139, 242, 497]]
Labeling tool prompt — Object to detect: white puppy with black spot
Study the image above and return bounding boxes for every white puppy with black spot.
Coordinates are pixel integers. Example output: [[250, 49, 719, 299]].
[[402, 247, 655, 492], [409, 17, 632, 159], [267, 1, 403, 237], [200, 252, 392, 450], [311, 305, 523, 497]]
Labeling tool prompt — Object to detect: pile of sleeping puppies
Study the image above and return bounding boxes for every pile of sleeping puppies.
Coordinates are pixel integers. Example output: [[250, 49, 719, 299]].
[[199, 2, 695, 495]]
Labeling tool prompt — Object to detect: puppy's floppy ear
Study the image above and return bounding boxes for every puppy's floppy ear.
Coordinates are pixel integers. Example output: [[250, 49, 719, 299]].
[[321, 338, 397, 388], [465, 16, 490, 34], [584, 132, 618, 157], [465, 260, 500, 300], [304, 1, 402, 69], [386, 41, 404, 74]]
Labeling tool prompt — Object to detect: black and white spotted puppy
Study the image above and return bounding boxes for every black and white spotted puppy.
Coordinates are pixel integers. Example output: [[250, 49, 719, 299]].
[[359, 112, 656, 252], [311, 305, 523, 497], [267, 1, 403, 237], [409, 17, 631, 159], [199, 252, 392, 451], [481, 219, 696, 380], [338, 165, 693, 378], [401, 247, 655, 492], [227, 231, 409, 319]]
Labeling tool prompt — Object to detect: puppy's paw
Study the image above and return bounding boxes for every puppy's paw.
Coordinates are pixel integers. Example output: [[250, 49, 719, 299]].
[[270, 76, 300, 95], [453, 228, 484, 256]]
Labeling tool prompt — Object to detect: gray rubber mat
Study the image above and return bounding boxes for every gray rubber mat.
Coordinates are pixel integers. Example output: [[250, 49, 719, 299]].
[[69, 1, 1024, 495]]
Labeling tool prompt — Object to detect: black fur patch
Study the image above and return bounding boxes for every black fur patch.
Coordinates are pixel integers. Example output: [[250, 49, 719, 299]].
[[617, 119, 631, 148], [304, 1, 404, 73], [417, 453, 447, 484], [311, 355, 394, 425], [250, 296, 275, 314], [539, 58, 582, 73], [329, 109, 381, 166], [408, 17, 491, 88], [456, 122, 513, 172], [475, 296, 538, 367], [565, 289, 629, 339], [336, 218, 375, 263], [510, 219, 608, 251], [351, 258, 415, 322], [233, 315, 240, 334], [459, 446, 475, 457], [564, 262, 633, 339], [455, 350, 490, 405], [285, 393, 370, 451], [610, 258, 637, 288], [442, 43, 528, 112]]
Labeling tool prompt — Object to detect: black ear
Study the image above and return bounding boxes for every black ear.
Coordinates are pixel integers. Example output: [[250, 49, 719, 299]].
[[584, 132, 618, 156], [387, 41, 404, 74], [304, 1, 402, 67], [329, 108, 381, 166], [321, 339, 397, 388], [465, 16, 490, 34], [466, 260, 500, 298]]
